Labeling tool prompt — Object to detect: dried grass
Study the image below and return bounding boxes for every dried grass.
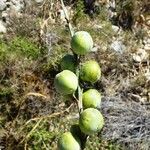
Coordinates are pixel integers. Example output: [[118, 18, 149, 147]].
[[101, 96, 150, 150]]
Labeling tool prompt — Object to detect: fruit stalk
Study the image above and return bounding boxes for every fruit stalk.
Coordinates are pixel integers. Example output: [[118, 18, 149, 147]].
[[60, 0, 74, 37], [60, 0, 83, 114]]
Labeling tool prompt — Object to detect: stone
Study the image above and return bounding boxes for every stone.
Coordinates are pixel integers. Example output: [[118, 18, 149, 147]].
[[35, 0, 44, 3], [112, 25, 119, 32], [147, 39, 150, 44], [133, 49, 149, 63], [12, 3, 24, 12], [93, 24, 103, 30], [144, 45, 150, 51], [0, 0, 7, 11], [58, 9, 66, 23], [91, 44, 99, 52], [2, 11, 8, 18], [110, 40, 126, 53], [0, 20, 6, 33]]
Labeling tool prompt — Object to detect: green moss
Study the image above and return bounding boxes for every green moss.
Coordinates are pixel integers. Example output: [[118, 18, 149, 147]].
[[72, 0, 87, 25], [0, 87, 14, 102], [0, 40, 8, 61], [28, 129, 56, 150], [8, 37, 41, 60], [42, 44, 67, 74], [0, 36, 41, 62], [85, 136, 123, 150]]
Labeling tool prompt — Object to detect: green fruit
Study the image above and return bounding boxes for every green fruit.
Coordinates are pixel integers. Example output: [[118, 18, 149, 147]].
[[71, 31, 93, 55], [61, 54, 77, 72], [54, 70, 78, 95], [82, 89, 101, 109], [80, 60, 101, 83], [58, 132, 81, 150], [70, 124, 87, 149], [70, 124, 82, 139], [79, 108, 104, 135]]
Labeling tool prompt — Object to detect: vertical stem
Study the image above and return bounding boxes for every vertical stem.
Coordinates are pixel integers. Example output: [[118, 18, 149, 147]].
[[60, 1, 88, 149], [78, 84, 83, 113], [60, 0, 83, 114], [60, 0, 74, 37]]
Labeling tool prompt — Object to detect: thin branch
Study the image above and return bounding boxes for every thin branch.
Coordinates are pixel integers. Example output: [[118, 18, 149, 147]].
[[60, 0, 83, 115], [78, 85, 83, 113], [18, 104, 73, 135], [60, 0, 74, 37], [20, 118, 43, 144]]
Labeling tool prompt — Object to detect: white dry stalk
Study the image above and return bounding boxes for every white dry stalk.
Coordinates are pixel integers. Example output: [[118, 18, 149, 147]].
[[60, 0, 74, 37]]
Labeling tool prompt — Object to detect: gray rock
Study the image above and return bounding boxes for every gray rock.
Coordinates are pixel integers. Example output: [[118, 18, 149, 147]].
[[112, 25, 119, 33], [143, 37, 150, 45], [6, 1, 12, 7], [93, 24, 103, 30], [35, 0, 44, 3], [0, 0, 7, 11], [0, 20, 6, 33], [11, 3, 24, 12], [133, 49, 148, 63], [145, 71, 150, 81], [144, 45, 150, 51], [2, 11, 8, 18], [1, 11, 10, 24], [110, 40, 126, 53]]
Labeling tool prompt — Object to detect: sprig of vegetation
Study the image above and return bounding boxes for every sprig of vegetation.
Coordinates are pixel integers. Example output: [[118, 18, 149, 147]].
[[55, 1, 105, 149]]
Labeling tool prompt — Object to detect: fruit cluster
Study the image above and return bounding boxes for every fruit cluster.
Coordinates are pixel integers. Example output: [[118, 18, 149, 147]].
[[54, 31, 104, 150]]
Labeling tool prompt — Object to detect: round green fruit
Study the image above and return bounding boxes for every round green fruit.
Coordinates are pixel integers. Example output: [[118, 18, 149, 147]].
[[58, 132, 81, 150], [70, 124, 87, 149], [82, 89, 101, 109], [79, 108, 104, 135], [54, 70, 78, 95], [60, 54, 77, 72], [71, 31, 93, 55], [80, 60, 101, 83]]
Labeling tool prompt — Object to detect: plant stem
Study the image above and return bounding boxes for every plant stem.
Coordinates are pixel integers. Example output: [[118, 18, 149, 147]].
[[60, 0, 83, 114], [60, 0, 74, 37], [60, 1, 88, 149]]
